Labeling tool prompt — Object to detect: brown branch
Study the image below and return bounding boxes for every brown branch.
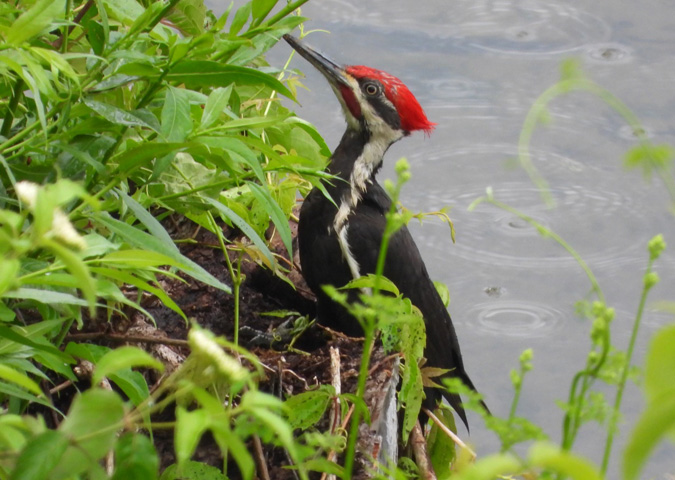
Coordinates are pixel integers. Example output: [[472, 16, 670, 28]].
[[422, 407, 476, 460], [411, 421, 437, 480], [252, 435, 270, 480], [52, 0, 94, 49], [65, 332, 188, 347]]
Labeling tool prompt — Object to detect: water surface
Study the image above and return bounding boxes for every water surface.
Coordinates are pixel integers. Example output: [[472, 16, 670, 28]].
[[215, 0, 675, 475]]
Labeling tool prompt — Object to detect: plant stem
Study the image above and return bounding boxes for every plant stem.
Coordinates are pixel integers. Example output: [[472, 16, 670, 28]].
[[600, 257, 655, 473], [263, 0, 310, 27], [1, 80, 23, 138], [342, 326, 375, 478]]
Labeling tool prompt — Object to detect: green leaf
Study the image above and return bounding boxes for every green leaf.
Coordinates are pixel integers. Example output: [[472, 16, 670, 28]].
[[91, 212, 231, 293], [342, 274, 400, 296], [284, 385, 334, 429], [43, 239, 97, 315], [100, 0, 144, 26], [128, 1, 165, 36], [112, 141, 190, 175], [623, 324, 675, 480], [85, 19, 106, 56], [11, 430, 69, 480], [92, 346, 164, 385], [251, 0, 276, 23], [195, 136, 265, 182], [528, 442, 602, 480], [119, 191, 179, 252], [200, 86, 233, 130], [210, 422, 254, 480], [84, 99, 159, 132], [174, 407, 210, 467], [2, 288, 88, 307], [6, 0, 65, 45], [0, 364, 43, 397], [52, 389, 125, 479], [644, 324, 675, 403], [160, 461, 227, 480], [205, 196, 274, 266], [427, 407, 456, 477], [433, 280, 450, 308], [248, 182, 293, 258], [166, 61, 293, 98], [0, 324, 74, 363], [112, 433, 159, 480], [99, 249, 180, 267], [161, 86, 193, 142], [166, 0, 207, 36], [0, 258, 20, 296]]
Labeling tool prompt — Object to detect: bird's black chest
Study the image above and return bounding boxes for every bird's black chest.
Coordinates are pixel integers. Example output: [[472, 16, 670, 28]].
[[297, 187, 350, 293], [297, 184, 390, 333]]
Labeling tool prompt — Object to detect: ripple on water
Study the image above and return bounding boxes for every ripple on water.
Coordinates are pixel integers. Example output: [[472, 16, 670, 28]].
[[583, 43, 633, 64], [315, 0, 611, 56], [465, 300, 565, 337], [409, 181, 650, 270]]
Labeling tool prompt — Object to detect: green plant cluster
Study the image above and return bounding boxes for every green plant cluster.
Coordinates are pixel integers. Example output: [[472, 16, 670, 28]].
[[0, 0, 674, 479]]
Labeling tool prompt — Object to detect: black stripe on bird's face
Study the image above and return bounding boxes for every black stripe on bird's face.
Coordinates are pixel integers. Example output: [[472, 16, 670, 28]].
[[355, 78, 403, 134]]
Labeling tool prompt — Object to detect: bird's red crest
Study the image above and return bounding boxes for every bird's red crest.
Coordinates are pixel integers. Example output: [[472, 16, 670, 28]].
[[346, 65, 436, 135]]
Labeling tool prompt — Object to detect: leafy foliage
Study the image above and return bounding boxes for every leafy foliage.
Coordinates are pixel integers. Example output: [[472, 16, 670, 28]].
[[0, 0, 674, 479]]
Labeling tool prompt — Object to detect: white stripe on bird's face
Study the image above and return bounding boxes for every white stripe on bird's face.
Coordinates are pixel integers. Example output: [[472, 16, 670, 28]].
[[332, 73, 405, 284]]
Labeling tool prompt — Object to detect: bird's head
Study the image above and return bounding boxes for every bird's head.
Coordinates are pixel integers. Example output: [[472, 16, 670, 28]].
[[284, 35, 435, 144]]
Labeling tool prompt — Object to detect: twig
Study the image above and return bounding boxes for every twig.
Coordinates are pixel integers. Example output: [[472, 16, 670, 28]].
[[411, 421, 437, 480], [252, 434, 270, 480], [65, 332, 188, 347], [52, 0, 94, 49], [326, 347, 342, 480], [49, 380, 73, 395], [320, 403, 356, 480], [422, 407, 476, 460]]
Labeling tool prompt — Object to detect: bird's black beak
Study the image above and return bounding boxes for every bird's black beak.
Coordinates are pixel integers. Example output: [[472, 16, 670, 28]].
[[283, 34, 352, 89]]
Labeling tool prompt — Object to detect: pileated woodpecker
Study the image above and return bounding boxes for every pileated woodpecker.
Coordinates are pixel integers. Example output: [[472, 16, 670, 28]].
[[285, 34, 483, 429]]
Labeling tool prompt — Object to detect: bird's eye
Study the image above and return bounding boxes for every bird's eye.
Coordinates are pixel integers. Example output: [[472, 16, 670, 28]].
[[364, 83, 379, 96]]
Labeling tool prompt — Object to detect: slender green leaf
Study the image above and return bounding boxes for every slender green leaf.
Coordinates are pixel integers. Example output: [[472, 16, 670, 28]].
[[43, 239, 97, 315], [528, 442, 602, 480], [91, 212, 231, 292], [248, 182, 292, 258], [6, 0, 65, 45], [119, 191, 178, 252], [93, 346, 164, 385], [98, 250, 179, 267], [0, 258, 20, 296], [84, 99, 159, 131], [205, 197, 274, 266], [161, 86, 192, 142], [200, 86, 233, 130], [0, 381, 55, 410], [0, 364, 43, 396], [113, 142, 191, 174], [211, 423, 255, 480], [166, 61, 293, 98], [0, 324, 74, 362], [251, 0, 276, 24], [2, 288, 88, 306], [174, 407, 210, 467], [624, 324, 675, 480]]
